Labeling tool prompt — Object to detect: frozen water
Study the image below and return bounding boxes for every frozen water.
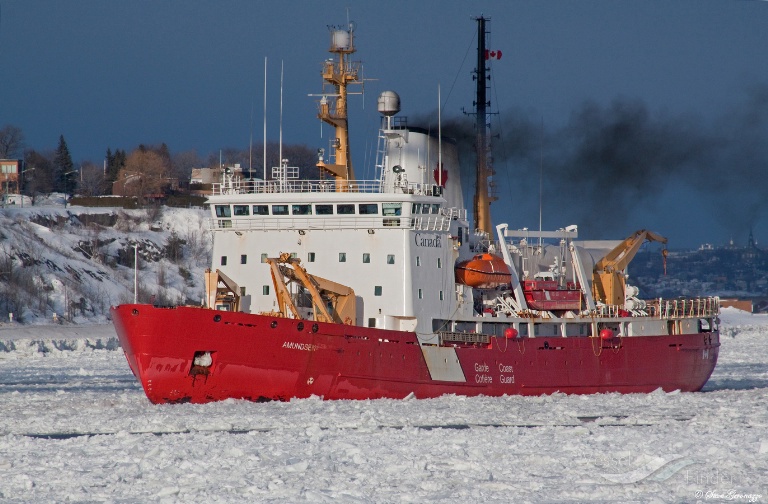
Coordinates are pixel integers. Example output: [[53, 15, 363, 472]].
[[0, 308, 765, 502]]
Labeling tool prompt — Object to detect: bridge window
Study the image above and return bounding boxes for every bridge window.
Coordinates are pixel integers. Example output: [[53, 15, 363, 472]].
[[383, 203, 402, 226], [358, 203, 378, 215], [215, 205, 231, 218], [363, 253, 370, 263], [431, 204, 440, 214], [272, 204, 289, 215], [383, 203, 402, 216], [252, 205, 269, 215], [233, 205, 249, 216], [315, 204, 333, 215], [337, 204, 355, 214], [292, 204, 312, 215]]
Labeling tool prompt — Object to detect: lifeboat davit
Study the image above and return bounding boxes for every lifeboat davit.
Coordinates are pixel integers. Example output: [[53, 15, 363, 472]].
[[454, 253, 511, 289]]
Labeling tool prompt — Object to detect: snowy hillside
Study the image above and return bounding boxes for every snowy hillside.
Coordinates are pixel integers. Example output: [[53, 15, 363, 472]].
[[0, 200, 211, 324]]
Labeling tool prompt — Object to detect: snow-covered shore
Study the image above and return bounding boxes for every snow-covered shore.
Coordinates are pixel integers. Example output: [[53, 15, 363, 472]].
[[0, 308, 766, 502], [0, 204, 210, 325]]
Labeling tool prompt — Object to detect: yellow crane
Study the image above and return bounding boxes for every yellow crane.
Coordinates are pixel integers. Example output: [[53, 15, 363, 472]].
[[265, 252, 357, 325], [592, 229, 668, 306]]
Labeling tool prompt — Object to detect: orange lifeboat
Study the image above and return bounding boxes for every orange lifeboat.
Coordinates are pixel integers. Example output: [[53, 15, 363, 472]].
[[454, 253, 511, 289]]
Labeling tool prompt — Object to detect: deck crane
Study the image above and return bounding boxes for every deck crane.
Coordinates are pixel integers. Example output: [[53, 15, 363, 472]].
[[265, 253, 357, 325], [592, 229, 668, 306]]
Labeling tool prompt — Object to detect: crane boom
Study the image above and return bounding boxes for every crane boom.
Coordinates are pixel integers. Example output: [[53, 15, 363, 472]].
[[592, 229, 668, 306], [264, 253, 357, 324]]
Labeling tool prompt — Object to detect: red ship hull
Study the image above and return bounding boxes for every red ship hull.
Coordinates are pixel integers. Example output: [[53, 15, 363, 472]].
[[111, 304, 720, 404]]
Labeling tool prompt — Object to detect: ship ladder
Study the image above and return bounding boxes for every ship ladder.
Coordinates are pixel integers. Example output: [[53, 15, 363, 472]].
[[374, 130, 388, 183]]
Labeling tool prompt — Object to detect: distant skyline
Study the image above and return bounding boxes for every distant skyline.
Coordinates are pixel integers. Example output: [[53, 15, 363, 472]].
[[2, 1, 767, 248]]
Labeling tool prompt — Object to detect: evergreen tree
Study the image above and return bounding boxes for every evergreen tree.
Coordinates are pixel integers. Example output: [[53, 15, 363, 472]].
[[23, 149, 54, 195], [53, 135, 74, 192], [158, 142, 172, 170], [105, 147, 127, 192]]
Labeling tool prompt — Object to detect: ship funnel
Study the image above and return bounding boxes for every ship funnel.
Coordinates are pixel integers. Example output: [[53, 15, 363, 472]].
[[377, 91, 401, 117]]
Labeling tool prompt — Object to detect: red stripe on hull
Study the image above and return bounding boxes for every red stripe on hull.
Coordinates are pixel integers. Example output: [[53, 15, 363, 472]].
[[111, 305, 720, 404]]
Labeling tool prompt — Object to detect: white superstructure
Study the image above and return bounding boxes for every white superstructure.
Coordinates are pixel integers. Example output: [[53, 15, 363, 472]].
[[207, 106, 474, 337]]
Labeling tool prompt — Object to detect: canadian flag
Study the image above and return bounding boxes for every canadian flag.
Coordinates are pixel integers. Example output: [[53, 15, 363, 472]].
[[433, 163, 448, 187], [485, 49, 502, 60]]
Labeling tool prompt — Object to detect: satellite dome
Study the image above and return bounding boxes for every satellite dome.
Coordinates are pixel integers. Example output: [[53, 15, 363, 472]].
[[377, 91, 401, 117]]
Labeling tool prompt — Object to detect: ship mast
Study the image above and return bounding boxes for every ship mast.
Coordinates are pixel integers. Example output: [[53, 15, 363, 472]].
[[316, 23, 362, 190], [472, 16, 497, 235]]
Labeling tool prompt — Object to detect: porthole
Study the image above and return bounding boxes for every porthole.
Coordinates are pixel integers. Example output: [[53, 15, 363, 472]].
[[213, 314, 222, 322], [270, 320, 278, 329], [297, 322, 305, 331]]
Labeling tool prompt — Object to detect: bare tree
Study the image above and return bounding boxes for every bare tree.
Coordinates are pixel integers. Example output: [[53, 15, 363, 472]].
[[171, 149, 201, 189], [205, 147, 249, 170], [0, 125, 24, 159], [202, 143, 319, 180], [78, 161, 107, 196], [120, 149, 169, 202]]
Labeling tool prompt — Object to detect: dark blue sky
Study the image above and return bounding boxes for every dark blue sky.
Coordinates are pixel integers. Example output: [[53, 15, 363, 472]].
[[2, 1, 767, 247]]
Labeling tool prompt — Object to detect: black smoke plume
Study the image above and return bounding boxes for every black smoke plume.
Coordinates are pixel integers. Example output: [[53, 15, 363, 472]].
[[412, 86, 768, 243]]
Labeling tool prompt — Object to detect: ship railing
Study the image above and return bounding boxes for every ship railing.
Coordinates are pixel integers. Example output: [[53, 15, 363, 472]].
[[209, 215, 451, 232], [211, 179, 448, 196], [393, 182, 445, 197], [596, 296, 720, 319], [442, 207, 467, 221], [212, 179, 383, 195], [646, 296, 720, 319], [411, 216, 451, 231]]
